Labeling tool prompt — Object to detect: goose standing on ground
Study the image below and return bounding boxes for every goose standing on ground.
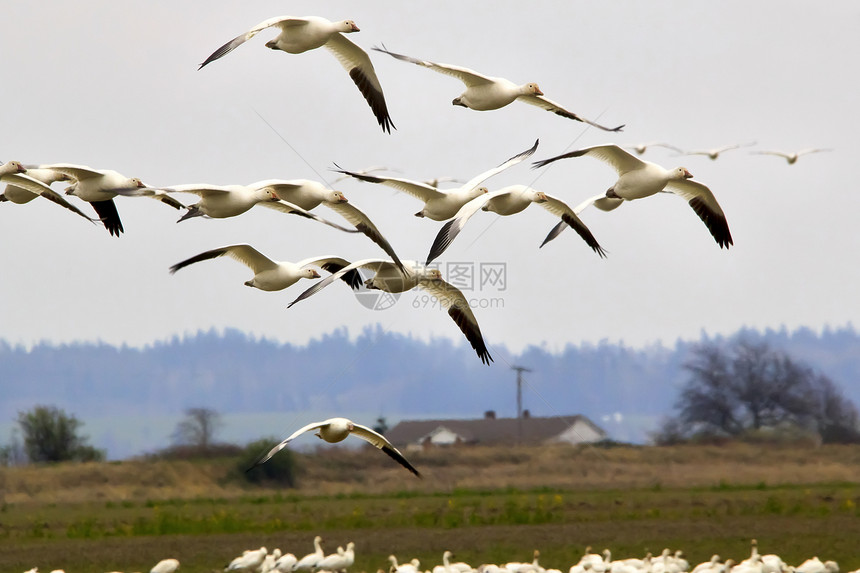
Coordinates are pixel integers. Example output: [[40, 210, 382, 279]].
[[425, 184, 606, 264], [751, 148, 832, 164], [317, 542, 356, 573], [433, 551, 473, 573], [293, 537, 325, 573], [227, 547, 268, 572], [199, 16, 394, 133], [288, 259, 493, 364], [248, 178, 405, 271], [533, 144, 733, 249], [676, 142, 756, 160], [273, 552, 298, 573], [390, 556, 421, 573], [251, 417, 420, 477], [505, 550, 543, 573], [333, 140, 539, 221], [168, 245, 363, 291], [373, 46, 623, 132], [0, 165, 94, 223], [38, 163, 184, 237], [150, 558, 180, 573]]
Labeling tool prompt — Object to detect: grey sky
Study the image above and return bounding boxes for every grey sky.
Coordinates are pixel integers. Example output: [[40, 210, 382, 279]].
[[2, 1, 857, 354]]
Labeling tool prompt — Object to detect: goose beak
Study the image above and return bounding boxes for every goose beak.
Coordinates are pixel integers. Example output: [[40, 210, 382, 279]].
[[534, 87, 544, 96], [310, 270, 321, 278], [683, 169, 693, 179], [16, 164, 27, 173], [350, 23, 360, 32]]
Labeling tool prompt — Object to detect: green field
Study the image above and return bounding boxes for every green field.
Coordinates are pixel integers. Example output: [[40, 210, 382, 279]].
[[1, 444, 859, 572]]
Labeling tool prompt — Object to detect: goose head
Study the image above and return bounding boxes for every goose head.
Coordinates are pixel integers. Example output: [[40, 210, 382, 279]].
[[329, 190, 349, 203], [258, 188, 281, 202], [302, 268, 322, 279], [0, 161, 26, 176], [339, 20, 360, 33], [523, 83, 544, 96], [672, 167, 693, 180], [533, 191, 548, 203]]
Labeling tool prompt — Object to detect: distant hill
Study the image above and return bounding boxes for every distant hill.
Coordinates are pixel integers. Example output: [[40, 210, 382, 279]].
[[1, 324, 858, 459]]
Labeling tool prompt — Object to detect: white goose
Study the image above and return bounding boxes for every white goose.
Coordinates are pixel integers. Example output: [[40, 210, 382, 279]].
[[333, 140, 538, 221], [433, 551, 473, 573], [168, 244, 363, 292], [505, 550, 543, 573], [626, 142, 683, 155], [0, 165, 94, 223], [533, 143, 733, 249], [794, 558, 839, 573], [373, 46, 623, 132], [389, 556, 420, 573], [150, 559, 180, 573], [691, 556, 722, 573], [134, 183, 357, 233], [199, 16, 394, 133], [425, 184, 606, 264], [38, 163, 184, 237], [317, 541, 356, 572], [273, 552, 298, 573], [677, 142, 756, 160], [248, 179, 405, 271], [288, 259, 493, 364], [294, 537, 325, 572], [252, 417, 420, 477], [227, 546, 268, 572], [751, 148, 832, 164]]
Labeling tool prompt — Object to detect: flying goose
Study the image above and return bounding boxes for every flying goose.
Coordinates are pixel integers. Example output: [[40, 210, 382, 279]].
[[533, 144, 733, 248], [247, 178, 405, 271], [252, 417, 420, 477], [38, 163, 184, 237], [0, 166, 95, 223], [373, 46, 623, 132], [169, 244, 363, 291], [199, 16, 394, 133], [289, 259, 493, 364], [676, 142, 756, 160], [751, 148, 832, 164], [426, 184, 606, 264], [333, 139, 538, 220]]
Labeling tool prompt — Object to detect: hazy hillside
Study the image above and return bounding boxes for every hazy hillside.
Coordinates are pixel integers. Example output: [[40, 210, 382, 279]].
[[1, 324, 858, 459]]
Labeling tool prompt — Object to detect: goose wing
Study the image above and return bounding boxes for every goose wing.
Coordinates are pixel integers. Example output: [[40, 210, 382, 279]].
[[665, 178, 733, 249], [322, 200, 405, 272], [538, 193, 607, 257], [350, 422, 421, 477], [261, 199, 363, 233], [518, 94, 624, 132], [418, 279, 492, 365], [460, 139, 538, 192], [425, 191, 500, 264], [294, 256, 363, 290], [249, 420, 327, 469], [287, 258, 395, 308], [331, 166, 444, 202], [372, 46, 495, 88], [326, 34, 395, 133], [539, 193, 623, 247], [533, 143, 644, 175], [169, 244, 277, 275], [0, 172, 96, 222], [198, 15, 304, 70]]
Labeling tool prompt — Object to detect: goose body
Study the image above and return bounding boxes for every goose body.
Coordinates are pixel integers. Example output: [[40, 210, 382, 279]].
[[373, 47, 622, 131], [168, 244, 362, 292], [317, 542, 355, 572], [199, 16, 394, 132], [294, 537, 325, 572], [751, 148, 832, 164], [426, 185, 605, 264], [0, 167, 94, 223], [533, 144, 733, 249], [150, 558, 180, 573], [334, 139, 538, 221], [253, 418, 420, 477]]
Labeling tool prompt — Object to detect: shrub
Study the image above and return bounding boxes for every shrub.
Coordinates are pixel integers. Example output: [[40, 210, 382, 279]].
[[238, 437, 299, 488]]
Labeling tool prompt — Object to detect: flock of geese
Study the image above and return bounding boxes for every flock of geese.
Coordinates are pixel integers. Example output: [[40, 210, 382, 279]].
[[21, 537, 854, 573]]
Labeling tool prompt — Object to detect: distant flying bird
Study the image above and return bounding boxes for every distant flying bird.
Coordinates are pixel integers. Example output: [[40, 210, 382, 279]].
[[751, 148, 832, 164], [373, 46, 623, 132], [676, 142, 756, 160], [0, 165, 95, 223], [247, 179, 405, 272], [198, 16, 394, 133], [288, 259, 493, 364], [38, 163, 184, 237], [169, 244, 362, 291], [425, 184, 606, 264], [533, 144, 733, 249], [625, 142, 683, 155], [333, 139, 538, 220], [252, 417, 421, 477]]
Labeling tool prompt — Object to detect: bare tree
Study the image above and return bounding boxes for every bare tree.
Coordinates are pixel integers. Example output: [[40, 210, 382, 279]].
[[662, 340, 860, 443], [171, 407, 223, 452]]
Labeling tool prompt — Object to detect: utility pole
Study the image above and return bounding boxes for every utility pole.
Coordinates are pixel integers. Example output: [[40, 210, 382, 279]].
[[511, 365, 532, 444]]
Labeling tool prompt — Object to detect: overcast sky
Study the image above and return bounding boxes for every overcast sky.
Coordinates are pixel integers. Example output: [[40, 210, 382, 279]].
[[2, 1, 857, 358]]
